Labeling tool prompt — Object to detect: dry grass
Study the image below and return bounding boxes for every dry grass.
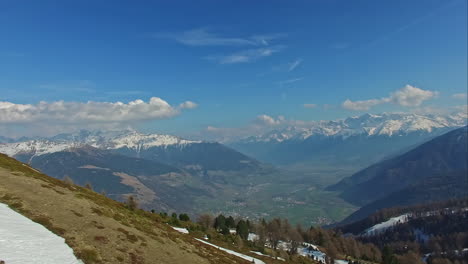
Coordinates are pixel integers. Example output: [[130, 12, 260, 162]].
[[0, 154, 249, 264]]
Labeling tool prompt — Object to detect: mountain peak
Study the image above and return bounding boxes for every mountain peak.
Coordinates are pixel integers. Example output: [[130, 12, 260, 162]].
[[238, 112, 466, 143], [0, 130, 203, 157]]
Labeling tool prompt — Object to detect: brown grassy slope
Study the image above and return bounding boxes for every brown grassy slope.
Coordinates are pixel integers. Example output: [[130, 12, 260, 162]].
[[0, 153, 248, 264]]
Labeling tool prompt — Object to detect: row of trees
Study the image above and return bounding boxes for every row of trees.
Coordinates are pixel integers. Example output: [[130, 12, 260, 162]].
[[197, 213, 383, 263]]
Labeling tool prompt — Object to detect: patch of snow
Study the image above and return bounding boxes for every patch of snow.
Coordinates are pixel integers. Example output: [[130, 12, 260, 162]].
[[302, 242, 319, 251], [298, 246, 326, 263], [250, 251, 285, 261], [248, 233, 259, 242], [363, 214, 409, 236], [335, 260, 349, 264], [0, 203, 83, 264], [170, 226, 189, 234], [195, 238, 265, 264]]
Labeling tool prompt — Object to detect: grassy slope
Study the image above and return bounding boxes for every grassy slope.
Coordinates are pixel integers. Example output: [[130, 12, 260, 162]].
[[0, 154, 249, 264]]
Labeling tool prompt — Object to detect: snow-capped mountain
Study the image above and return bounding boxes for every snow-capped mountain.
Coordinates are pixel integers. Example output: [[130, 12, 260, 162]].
[[239, 112, 467, 144], [0, 130, 202, 158], [0, 129, 263, 174], [229, 112, 467, 166]]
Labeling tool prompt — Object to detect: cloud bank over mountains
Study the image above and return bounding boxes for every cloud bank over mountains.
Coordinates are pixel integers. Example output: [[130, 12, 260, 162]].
[[342, 85, 438, 111], [0, 83, 464, 140], [0, 97, 197, 137]]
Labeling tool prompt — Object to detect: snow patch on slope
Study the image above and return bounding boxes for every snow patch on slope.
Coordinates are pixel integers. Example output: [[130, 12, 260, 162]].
[[195, 238, 265, 264], [0, 203, 83, 264], [363, 214, 409, 235], [171, 226, 189, 234]]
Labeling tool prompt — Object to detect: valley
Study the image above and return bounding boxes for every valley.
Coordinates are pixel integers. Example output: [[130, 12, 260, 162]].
[[2, 2, 467, 263], [0, 112, 465, 227]]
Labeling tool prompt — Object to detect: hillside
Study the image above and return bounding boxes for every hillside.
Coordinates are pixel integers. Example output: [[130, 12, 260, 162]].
[[339, 171, 468, 225], [336, 198, 468, 264], [0, 153, 251, 264], [329, 126, 468, 208]]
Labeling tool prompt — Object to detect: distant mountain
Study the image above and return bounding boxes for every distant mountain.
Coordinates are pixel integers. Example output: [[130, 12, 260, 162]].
[[330, 126, 468, 224], [0, 130, 260, 172], [229, 112, 466, 167], [0, 129, 201, 157], [0, 130, 271, 215], [17, 146, 197, 211]]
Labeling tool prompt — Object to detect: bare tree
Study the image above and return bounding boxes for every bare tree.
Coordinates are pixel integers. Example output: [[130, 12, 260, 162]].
[[288, 228, 303, 255], [126, 195, 138, 211], [63, 175, 74, 185], [197, 214, 214, 230], [267, 218, 282, 250], [84, 182, 93, 190]]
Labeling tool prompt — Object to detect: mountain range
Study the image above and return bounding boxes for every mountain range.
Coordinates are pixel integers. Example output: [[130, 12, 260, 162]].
[[229, 112, 466, 168], [0, 130, 271, 215], [0, 112, 466, 225], [333, 126, 468, 225]]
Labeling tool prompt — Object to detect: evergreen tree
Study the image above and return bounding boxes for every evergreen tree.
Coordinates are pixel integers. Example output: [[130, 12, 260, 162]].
[[214, 214, 227, 231], [382, 246, 399, 264], [221, 225, 230, 235], [226, 216, 236, 228], [236, 220, 249, 240], [179, 213, 190, 222]]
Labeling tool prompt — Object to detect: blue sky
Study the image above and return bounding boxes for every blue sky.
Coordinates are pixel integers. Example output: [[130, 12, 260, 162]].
[[0, 0, 467, 138]]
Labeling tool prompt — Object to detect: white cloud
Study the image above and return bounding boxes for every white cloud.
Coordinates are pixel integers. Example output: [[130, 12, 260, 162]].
[[342, 85, 437, 111], [288, 59, 303, 72], [452, 93, 467, 99], [342, 98, 385, 111], [201, 114, 290, 142], [389, 85, 438, 107], [303, 104, 317, 109], [254, 114, 284, 126], [178, 101, 198, 109], [0, 97, 197, 136], [278, 77, 303, 85], [157, 28, 286, 64], [158, 28, 284, 47], [209, 46, 284, 64]]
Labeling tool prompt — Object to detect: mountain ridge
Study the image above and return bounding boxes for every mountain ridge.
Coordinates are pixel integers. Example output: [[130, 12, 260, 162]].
[[332, 126, 468, 224]]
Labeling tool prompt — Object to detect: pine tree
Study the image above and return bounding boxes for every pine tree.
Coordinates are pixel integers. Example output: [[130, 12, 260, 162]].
[[226, 216, 236, 228], [382, 246, 399, 264], [236, 220, 249, 240], [214, 214, 227, 231], [179, 213, 190, 222]]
